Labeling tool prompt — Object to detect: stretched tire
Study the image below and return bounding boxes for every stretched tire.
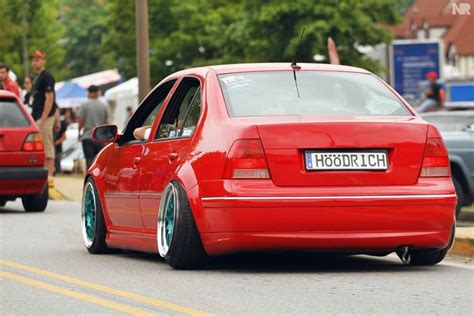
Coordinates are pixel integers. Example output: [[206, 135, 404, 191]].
[[409, 224, 455, 266], [453, 177, 465, 217], [157, 181, 207, 269], [81, 178, 110, 254], [22, 185, 48, 212]]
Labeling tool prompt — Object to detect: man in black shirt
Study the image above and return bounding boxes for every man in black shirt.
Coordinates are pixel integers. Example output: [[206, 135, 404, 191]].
[[30, 49, 58, 187], [418, 72, 442, 113]]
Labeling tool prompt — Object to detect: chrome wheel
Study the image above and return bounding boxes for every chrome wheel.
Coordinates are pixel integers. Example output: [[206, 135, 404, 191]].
[[81, 182, 96, 248], [158, 184, 178, 257]]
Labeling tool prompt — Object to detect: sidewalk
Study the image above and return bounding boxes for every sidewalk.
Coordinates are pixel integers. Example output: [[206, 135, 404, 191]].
[[50, 174, 84, 202], [452, 207, 474, 257], [49, 175, 474, 257]]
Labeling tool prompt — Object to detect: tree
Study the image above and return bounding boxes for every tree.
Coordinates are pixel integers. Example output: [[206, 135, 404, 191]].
[[219, 0, 400, 72], [100, 0, 401, 84], [101, 0, 136, 80], [0, 0, 66, 82], [59, 0, 109, 78]]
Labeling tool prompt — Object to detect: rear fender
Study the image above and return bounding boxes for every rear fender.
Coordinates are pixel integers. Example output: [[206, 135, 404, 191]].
[[174, 160, 210, 233]]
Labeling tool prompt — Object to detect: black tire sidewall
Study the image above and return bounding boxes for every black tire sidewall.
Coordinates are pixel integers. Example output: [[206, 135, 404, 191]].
[[22, 185, 48, 212], [83, 178, 108, 253], [162, 181, 207, 269], [453, 177, 464, 217]]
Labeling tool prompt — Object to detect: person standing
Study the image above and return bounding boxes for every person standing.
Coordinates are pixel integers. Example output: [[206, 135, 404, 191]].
[[23, 75, 33, 106], [30, 49, 57, 187], [54, 109, 68, 174], [0, 64, 21, 98], [78, 85, 109, 169]]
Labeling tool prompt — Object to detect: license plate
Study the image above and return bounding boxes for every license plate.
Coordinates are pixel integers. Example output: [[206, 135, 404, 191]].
[[305, 151, 388, 171]]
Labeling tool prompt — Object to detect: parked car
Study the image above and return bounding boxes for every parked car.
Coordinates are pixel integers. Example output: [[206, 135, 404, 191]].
[[62, 122, 79, 153], [422, 111, 474, 216], [82, 63, 456, 269], [60, 141, 85, 173], [0, 90, 48, 212]]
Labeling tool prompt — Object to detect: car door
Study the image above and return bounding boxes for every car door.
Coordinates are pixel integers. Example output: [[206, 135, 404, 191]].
[[103, 79, 177, 231], [139, 77, 203, 231]]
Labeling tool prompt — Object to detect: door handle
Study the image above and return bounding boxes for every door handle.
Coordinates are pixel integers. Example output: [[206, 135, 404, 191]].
[[133, 156, 142, 167], [168, 152, 178, 162]]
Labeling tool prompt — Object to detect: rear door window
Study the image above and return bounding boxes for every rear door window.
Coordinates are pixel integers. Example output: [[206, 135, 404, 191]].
[[218, 71, 411, 117], [0, 100, 30, 127], [155, 78, 201, 139]]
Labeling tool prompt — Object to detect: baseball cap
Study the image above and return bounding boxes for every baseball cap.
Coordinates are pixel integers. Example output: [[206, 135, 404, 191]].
[[426, 71, 438, 80], [30, 49, 46, 59]]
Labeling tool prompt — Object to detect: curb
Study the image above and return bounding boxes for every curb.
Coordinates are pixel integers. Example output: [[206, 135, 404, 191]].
[[449, 237, 474, 257], [49, 187, 67, 201]]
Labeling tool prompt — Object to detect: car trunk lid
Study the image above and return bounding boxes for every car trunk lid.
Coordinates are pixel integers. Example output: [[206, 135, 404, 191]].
[[255, 115, 427, 186]]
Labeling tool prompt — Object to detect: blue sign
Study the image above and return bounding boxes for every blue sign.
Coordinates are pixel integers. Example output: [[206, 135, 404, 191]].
[[391, 40, 442, 103], [449, 83, 474, 102]]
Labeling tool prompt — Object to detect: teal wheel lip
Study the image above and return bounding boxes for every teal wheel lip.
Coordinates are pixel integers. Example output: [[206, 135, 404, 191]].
[[81, 182, 96, 248], [158, 184, 178, 257], [164, 191, 175, 246]]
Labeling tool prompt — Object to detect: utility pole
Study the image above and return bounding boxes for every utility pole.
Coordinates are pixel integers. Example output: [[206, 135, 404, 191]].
[[135, 0, 151, 102]]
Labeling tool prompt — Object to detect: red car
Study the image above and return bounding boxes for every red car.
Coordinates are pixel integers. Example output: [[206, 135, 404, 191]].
[[83, 63, 456, 269], [0, 90, 48, 212]]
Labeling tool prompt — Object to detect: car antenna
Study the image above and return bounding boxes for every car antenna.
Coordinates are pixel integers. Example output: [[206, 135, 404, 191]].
[[291, 27, 305, 98]]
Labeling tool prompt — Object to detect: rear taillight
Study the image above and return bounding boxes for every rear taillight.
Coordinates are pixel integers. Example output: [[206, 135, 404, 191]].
[[22, 133, 44, 151], [420, 125, 450, 177], [224, 139, 270, 179]]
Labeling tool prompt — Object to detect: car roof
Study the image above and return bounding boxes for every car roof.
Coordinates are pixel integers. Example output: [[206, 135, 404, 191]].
[[166, 63, 371, 79], [207, 63, 370, 74]]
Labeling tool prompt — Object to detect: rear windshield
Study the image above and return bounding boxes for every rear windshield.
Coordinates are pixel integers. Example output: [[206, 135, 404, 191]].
[[0, 100, 30, 127], [219, 71, 411, 117]]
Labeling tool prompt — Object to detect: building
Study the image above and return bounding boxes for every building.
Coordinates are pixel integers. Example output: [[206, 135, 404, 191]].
[[393, 0, 474, 78]]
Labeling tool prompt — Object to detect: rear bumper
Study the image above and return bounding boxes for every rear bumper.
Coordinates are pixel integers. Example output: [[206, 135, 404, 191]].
[[0, 167, 47, 196], [196, 179, 456, 255], [201, 230, 452, 256], [0, 166, 48, 180]]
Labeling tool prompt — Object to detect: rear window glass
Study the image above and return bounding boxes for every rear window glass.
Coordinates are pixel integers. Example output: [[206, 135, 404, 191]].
[[0, 100, 30, 127], [219, 71, 411, 117]]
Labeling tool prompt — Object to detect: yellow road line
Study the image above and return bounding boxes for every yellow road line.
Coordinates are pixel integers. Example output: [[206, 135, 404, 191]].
[[0, 259, 211, 316], [48, 187, 66, 200], [0, 271, 154, 316]]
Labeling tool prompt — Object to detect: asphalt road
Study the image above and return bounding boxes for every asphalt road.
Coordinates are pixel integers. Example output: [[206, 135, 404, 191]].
[[1, 200, 473, 315]]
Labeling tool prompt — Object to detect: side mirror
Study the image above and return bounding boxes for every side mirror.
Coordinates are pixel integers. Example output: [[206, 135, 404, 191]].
[[92, 124, 118, 144]]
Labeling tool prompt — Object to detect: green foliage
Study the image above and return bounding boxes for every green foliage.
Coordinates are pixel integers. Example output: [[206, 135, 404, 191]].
[[0, 0, 66, 82], [101, 0, 136, 79], [60, 0, 108, 78], [2, 0, 401, 85], [218, 0, 400, 73], [111, 0, 400, 83]]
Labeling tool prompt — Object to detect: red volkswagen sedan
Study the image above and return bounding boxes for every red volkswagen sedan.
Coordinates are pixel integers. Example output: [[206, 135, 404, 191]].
[[83, 63, 456, 269]]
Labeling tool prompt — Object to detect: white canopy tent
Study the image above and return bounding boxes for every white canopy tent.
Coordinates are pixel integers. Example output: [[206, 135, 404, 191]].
[[56, 69, 121, 90], [104, 77, 139, 129]]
